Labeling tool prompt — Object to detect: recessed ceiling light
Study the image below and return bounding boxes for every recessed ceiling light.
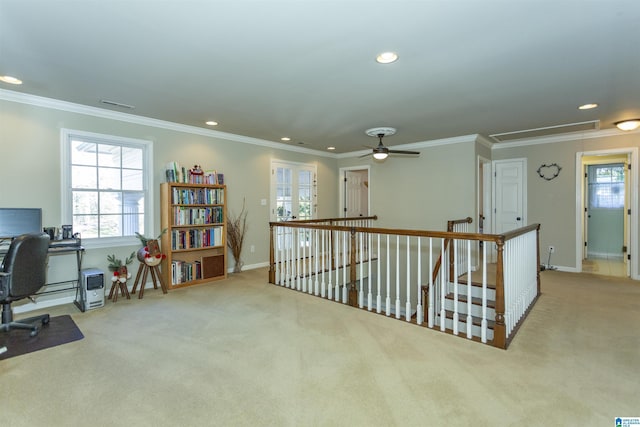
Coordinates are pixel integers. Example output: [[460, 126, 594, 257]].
[[578, 103, 598, 110], [205, 121, 218, 126], [0, 75, 23, 85], [376, 52, 398, 64], [327, 146, 336, 151], [281, 137, 291, 141], [615, 119, 640, 131]]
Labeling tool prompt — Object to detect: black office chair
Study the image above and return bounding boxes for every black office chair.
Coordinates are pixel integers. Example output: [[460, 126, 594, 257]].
[[0, 233, 51, 337]]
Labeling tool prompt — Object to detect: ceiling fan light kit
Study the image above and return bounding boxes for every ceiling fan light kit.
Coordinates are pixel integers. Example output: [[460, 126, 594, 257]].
[[363, 127, 419, 160], [615, 119, 640, 131]]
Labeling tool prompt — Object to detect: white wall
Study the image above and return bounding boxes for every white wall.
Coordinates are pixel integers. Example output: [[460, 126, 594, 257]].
[[337, 139, 478, 231]]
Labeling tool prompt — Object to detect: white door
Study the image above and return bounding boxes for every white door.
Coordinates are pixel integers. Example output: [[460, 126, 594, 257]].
[[343, 169, 369, 217], [271, 160, 317, 221], [493, 159, 526, 233]]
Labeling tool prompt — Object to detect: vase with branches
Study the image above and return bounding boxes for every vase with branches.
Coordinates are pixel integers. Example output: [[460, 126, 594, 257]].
[[227, 199, 248, 273]]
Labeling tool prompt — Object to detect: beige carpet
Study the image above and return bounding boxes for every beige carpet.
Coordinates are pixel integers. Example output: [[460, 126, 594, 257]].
[[1, 268, 638, 426]]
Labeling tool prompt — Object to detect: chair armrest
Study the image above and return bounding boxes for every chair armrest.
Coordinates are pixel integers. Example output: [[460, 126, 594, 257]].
[[0, 271, 11, 299]]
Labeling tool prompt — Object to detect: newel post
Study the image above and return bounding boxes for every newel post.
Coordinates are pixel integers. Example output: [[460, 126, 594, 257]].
[[269, 224, 275, 284], [493, 238, 507, 349], [348, 228, 358, 307]]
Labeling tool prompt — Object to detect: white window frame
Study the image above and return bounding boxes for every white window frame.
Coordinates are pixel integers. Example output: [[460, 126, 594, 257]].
[[61, 128, 154, 249]]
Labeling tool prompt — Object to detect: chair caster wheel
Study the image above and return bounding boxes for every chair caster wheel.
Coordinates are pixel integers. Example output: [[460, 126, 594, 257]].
[[42, 316, 50, 325], [30, 326, 40, 337]]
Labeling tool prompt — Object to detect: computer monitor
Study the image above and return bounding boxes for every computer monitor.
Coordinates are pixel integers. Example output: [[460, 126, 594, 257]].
[[0, 208, 43, 239]]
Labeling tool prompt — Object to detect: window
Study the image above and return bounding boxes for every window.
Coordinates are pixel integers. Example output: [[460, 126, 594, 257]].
[[588, 164, 625, 209], [62, 129, 153, 246]]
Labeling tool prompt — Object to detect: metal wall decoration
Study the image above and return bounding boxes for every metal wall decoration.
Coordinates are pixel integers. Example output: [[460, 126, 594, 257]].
[[537, 163, 562, 181]]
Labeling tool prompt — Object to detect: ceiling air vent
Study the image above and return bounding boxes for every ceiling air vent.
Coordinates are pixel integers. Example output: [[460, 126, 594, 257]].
[[100, 99, 135, 109], [490, 120, 600, 143]]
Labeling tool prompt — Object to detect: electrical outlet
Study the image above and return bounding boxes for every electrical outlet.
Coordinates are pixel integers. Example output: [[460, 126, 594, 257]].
[[250, 245, 255, 253], [548, 245, 555, 253]]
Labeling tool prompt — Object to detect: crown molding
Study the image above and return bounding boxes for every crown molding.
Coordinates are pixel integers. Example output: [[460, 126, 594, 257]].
[[475, 134, 495, 149], [4, 89, 635, 157], [490, 127, 640, 149], [0, 89, 335, 158]]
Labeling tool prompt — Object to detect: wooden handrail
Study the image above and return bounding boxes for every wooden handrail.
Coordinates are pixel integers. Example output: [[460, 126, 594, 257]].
[[285, 215, 378, 224]]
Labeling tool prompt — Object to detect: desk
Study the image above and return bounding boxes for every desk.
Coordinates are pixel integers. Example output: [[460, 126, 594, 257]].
[[1, 244, 86, 311], [45, 245, 86, 311]]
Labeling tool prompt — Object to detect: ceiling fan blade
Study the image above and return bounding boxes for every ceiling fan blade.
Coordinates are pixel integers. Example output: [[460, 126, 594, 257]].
[[359, 153, 373, 158], [388, 149, 420, 155]]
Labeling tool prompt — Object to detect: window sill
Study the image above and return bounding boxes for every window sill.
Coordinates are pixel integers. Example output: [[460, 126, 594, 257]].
[[81, 236, 141, 250]]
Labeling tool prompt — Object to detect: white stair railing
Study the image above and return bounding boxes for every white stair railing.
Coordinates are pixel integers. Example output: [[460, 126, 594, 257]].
[[268, 217, 540, 349]]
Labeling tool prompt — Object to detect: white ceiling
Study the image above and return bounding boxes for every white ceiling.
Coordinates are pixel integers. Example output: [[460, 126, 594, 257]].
[[1, 0, 639, 153]]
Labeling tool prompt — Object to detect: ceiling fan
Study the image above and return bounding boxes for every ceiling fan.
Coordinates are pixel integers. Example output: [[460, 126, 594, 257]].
[[362, 127, 420, 160]]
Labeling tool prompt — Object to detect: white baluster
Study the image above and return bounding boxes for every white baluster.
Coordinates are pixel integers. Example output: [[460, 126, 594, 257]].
[[428, 237, 434, 328], [322, 229, 327, 298], [314, 229, 319, 296], [386, 234, 391, 316], [466, 239, 472, 339], [336, 230, 341, 301], [285, 230, 291, 287], [274, 226, 280, 284], [481, 240, 487, 343], [301, 228, 306, 293], [416, 237, 423, 325], [376, 233, 382, 314], [453, 239, 459, 335], [440, 238, 446, 332], [295, 228, 300, 291], [405, 235, 411, 322], [367, 233, 373, 311], [359, 232, 364, 308], [395, 235, 401, 319], [342, 230, 347, 303], [328, 230, 333, 300]]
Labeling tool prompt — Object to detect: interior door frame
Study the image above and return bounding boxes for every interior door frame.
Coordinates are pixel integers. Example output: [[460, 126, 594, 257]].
[[477, 155, 493, 264], [576, 147, 638, 279], [338, 165, 370, 218]]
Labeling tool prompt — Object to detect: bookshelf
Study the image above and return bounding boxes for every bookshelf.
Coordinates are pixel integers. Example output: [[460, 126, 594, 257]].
[[160, 182, 227, 289]]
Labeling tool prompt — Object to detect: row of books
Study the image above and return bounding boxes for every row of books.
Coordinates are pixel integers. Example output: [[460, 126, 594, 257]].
[[172, 187, 224, 205], [172, 206, 224, 226], [171, 227, 224, 250], [165, 162, 224, 185], [170, 259, 202, 285]]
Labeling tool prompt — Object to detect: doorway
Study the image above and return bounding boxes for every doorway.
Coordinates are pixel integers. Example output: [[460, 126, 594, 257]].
[[492, 158, 527, 234], [577, 148, 638, 279], [270, 160, 317, 221], [339, 166, 370, 218]]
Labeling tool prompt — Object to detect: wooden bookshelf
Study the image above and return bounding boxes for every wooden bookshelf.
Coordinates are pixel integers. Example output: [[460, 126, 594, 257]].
[[160, 182, 227, 289]]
